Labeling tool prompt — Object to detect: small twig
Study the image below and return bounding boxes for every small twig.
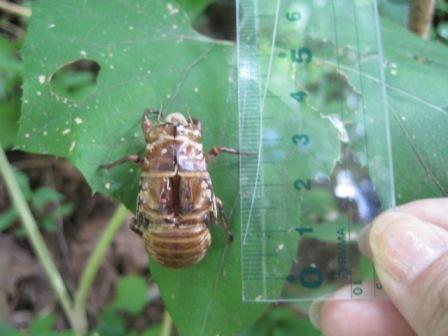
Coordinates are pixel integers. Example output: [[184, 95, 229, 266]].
[[160, 310, 173, 336], [408, 0, 436, 39], [0, 147, 75, 328], [0, 0, 31, 18], [72, 204, 129, 333]]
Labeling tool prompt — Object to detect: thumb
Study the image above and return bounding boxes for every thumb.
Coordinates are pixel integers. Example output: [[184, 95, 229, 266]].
[[367, 211, 448, 336]]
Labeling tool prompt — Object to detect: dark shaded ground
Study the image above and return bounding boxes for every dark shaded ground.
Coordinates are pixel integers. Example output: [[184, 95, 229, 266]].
[[0, 151, 163, 331]]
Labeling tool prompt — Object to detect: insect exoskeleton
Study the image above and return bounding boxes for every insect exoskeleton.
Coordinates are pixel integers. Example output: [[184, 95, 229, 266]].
[[100, 110, 240, 268]]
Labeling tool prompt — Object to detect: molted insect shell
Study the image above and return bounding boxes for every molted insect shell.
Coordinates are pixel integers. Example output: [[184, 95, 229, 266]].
[[129, 112, 233, 268], [100, 111, 236, 268]]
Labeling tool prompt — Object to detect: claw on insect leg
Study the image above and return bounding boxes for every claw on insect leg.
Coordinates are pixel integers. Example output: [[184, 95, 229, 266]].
[[130, 217, 144, 237], [216, 197, 233, 242]]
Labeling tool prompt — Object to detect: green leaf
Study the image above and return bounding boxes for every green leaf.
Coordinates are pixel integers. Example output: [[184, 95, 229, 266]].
[[41, 217, 58, 232], [381, 18, 448, 202], [0, 36, 22, 148], [112, 274, 148, 314], [378, 0, 409, 26], [437, 0, 448, 13], [140, 324, 162, 336], [14, 227, 27, 238], [30, 312, 55, 335], [241, 307, 320, 336], [0, 207, 18, 231], [437, 22, 448, 41], [18, 1, 271, 334], [0, 168, 28, 236], [31, 187, 64, 210], [0, 36, 23, 97], [13, 167, 32, 200], [30, 331, 75, 336], [53, 202, 75, 218], [95, 306, 126, 336], [0, 99, 21, 148], [0, 322, 21, 336]]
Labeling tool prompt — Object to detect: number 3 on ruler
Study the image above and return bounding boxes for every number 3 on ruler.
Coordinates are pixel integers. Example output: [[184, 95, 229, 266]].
[[292, 134, 310, 146]]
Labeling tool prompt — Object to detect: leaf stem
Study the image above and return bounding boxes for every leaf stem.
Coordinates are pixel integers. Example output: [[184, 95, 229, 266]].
[[161, 310, 173, 336], [73, 203, 129, 331], [0, 0, 31, 18], [0, 148, 74, 326]]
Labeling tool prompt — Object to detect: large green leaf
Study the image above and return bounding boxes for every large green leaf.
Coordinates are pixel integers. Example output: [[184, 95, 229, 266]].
[[111, 274, 148, 314], [240, 307, 320, 336], [378, 0, 409, 26], [18, 1, 268, 335], [381, 19, 448, 202]]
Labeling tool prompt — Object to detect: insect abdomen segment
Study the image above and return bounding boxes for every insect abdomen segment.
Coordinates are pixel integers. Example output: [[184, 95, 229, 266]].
[[143, 222, 211, 268], [137, 173, 215, 267]]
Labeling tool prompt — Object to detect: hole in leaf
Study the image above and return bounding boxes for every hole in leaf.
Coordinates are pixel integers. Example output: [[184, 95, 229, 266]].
[[50, 59, 100, 101], [194, 0, 236, 41], [305, 71, 361, 116]]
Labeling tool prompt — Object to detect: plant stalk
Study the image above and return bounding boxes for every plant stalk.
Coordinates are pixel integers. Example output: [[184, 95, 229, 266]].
[[0, 148, 75, 328], [73, 204, 129, 332], [0, 0, 31, 18], [408, 0, 436, 39], [161, 310, 173, 336]]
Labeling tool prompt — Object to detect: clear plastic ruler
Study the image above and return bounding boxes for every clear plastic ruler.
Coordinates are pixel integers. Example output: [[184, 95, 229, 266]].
[[237, 0, 395, 302]]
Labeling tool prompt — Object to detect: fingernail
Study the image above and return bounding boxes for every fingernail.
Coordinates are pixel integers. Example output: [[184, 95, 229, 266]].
[[308, 299, 324, 330], [358, 224, 372, 258], [370, 211, 448, 283]]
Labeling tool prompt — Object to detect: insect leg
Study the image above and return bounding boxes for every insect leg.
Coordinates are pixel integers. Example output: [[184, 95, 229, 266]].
[[99, 154, 141, 169], [215, 197, 234, 242], [130, 217, 144, 237], [206, 147, 242, 163]]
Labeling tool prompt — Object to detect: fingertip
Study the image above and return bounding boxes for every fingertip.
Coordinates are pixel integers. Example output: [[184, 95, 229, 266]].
[[357, 224, 372, 258], [358, 211, 409, 259], [369, 211, 448, 283], [317, 286, 415, 336]]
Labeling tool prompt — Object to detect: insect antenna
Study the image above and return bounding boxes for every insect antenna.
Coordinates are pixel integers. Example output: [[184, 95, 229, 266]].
[[157, 102, 164, 121], [185, 106, 193, 123], [144, 108, 163, 122]]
